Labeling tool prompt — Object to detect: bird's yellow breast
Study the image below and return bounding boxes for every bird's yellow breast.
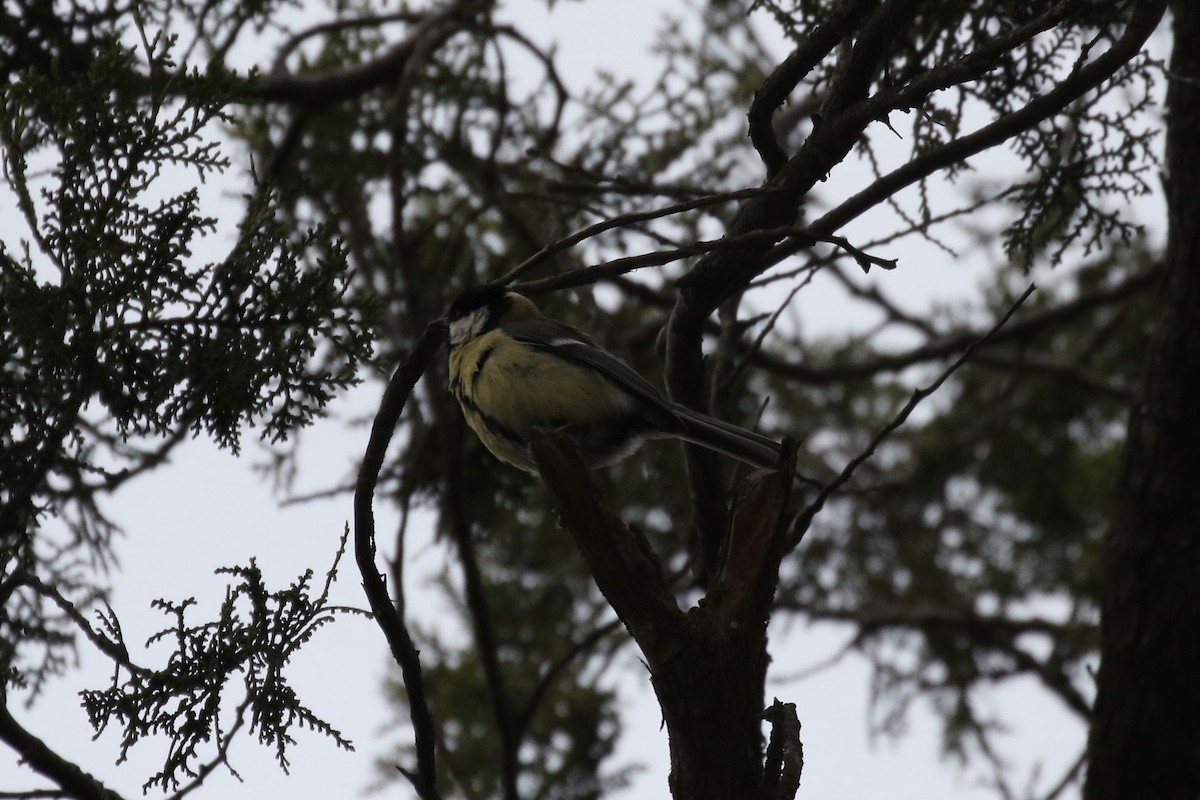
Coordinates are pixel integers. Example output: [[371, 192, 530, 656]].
[[449, 329, 635, 470]]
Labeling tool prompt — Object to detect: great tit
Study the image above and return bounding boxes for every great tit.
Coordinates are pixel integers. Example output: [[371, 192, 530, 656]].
[[447, 284, 783, 472]]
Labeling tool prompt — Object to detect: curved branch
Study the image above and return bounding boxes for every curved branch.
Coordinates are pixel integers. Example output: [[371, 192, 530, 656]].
[[749, 0, 879, 176], [269, 11, 425, 75], [0, 703, 124, 800], [811, 0, 1168, 235], [512, 619, 624, 742], [247, 1, 477, 106], [500, 187, 781, 286], [353, 319, 447, 800]]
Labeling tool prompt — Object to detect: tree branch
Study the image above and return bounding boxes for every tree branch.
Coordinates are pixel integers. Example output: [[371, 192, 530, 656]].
[[749, 0, 879, 176], [791, 284, 1037, 542], [529, 430, 686, 663], [666, 0, 1165, 407], [0, 702, 124, 800], [446, 520, 520, 800], [500, 187, 781, 286], [246, 0, 477, 106], [747, 266, 1158, 384], [811, 0, 1168, 236], [791, 601, 1090, 639], [512, 619, 624, 742], [353, 319, 447, 800]]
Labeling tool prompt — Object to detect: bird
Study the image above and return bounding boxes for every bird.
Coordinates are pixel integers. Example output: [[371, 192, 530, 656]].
[[446, 284, 783, 473]]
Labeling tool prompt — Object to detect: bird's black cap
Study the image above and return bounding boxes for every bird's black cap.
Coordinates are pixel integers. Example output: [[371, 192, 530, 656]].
[[448, 283, 509, 320]]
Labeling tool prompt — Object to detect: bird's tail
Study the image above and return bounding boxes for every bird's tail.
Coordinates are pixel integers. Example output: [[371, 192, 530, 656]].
[[665, 404, 782, 469]]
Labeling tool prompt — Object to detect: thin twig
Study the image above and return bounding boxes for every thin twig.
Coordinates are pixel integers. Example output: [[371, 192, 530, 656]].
[[513, 619, 624, 741], [746, 267, 1158, 384], [498, 187, 783, 285], [790, 284, 1038, 546], [515, 225, 892, 296], [1038, 750, 1087, 800], [769, 634, 862, 684]]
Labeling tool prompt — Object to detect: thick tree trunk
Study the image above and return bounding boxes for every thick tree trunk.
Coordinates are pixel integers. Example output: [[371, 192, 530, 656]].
[[1083, 5, 1200, 798]]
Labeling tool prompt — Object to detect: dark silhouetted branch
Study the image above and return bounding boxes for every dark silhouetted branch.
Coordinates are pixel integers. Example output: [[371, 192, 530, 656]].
[[749, 0, 879, 176], [354, 319, 447, 800], [0, 702, 124, 800], [529, 430, 686, 658], [792, 284, 1037, 543], [760, 699, 804, 800]]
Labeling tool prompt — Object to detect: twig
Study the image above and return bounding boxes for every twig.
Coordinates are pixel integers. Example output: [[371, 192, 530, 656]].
[[247, 0, 476, 106], [512, 619, 624, 741], [270, 11, 425, 75], [498, 187, 783, 285], [745, 266, 1158, 384], [1038, 750, 1087, 800], [804, 232, 897, 273], [790, 284, 1038, 545], [23, 579, 144, 677], [164, 697, 252, 800], [515, 225, 892, 296], [769, 633, 862, 683], [446, 519, 520, 800]]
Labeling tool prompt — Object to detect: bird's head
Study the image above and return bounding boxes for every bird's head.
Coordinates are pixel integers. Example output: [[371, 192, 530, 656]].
[[447, 284, 540, 346]]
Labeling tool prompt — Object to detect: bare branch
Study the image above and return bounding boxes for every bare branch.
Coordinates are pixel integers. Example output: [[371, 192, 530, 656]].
[[0, 702, 125, 800], [792, 601, 1089, 638], [354, 320, 447, 800], [500, 187, 782, 286], [747, 265, 1159, 384], [1039, 751, 1087, 800], [749, 0, 879, 176], [269, 11, 425, 75], [513, 619, 624, 742], [248, 1, 477, 106], [791, 284, 1038, 543], [446, 521, 520, 800], [993, 639, 1091, 720]]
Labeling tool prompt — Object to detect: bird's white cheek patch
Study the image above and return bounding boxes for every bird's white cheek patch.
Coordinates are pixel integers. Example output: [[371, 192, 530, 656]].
[[449, 309, 488, 346]]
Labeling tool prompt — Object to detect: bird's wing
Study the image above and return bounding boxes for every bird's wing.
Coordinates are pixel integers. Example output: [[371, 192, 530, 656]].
[[505, 318, 783, 468], [504, 319, 677, 420]]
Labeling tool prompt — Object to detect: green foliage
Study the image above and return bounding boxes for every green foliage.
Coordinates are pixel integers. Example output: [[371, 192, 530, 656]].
[[770, 247, 1155, 760], [0, 0, 372, 698], [81, 528, 362, 791]]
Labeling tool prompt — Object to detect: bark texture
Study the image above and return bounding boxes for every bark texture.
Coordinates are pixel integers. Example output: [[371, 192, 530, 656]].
[[1084, 5, 1200, 797]]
